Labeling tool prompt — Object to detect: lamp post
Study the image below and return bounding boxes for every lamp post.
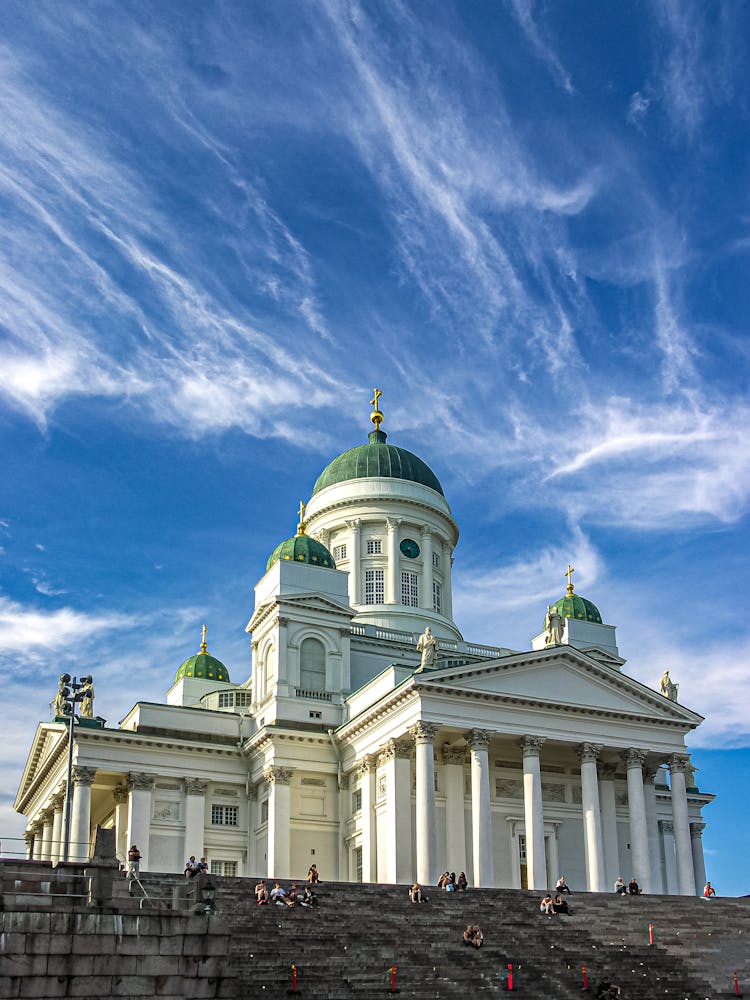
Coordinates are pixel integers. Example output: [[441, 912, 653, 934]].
[[57, 673, 93, 863]]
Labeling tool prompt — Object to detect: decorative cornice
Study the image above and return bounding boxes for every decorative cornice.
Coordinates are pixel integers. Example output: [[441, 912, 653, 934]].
[[112, 785, 129, 806], [624, 748, 648, 769], [520, 735, 545, 757], [72, 766, 97, 787], [184, 778, 209, 795], [128, 771, 156, 792], [409, 721, 440, 744], [578, 743, 602, 764], [467, 729, 491, 752], [264, 766, 293, 786]]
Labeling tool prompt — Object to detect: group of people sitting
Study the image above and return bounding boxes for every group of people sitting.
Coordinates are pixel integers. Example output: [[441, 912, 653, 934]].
[[462, 924, 483, 948], [255, 879, 319, 908], [437, 870, 468, 891], [539, 891, 572, 915], [613, 877, 641, 895], [184, 855, 208, 878]]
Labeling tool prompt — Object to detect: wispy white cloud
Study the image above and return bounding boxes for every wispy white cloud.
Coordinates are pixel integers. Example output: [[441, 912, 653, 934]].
[[506, 0, 574, 94], [0, 596, 133, 656]]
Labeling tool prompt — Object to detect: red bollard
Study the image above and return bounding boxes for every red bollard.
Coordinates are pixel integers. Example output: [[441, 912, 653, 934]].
[[507, 963, 514, 991], [734, 971, 740, 996], [582, 963, 589, 990], [291, 964, 298, 994], [648, 922, 654, 946], [390, 964, 397, 994]]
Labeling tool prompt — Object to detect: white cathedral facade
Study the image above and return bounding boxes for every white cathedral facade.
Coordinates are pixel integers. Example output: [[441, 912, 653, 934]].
[[15, 396, 712, 895]]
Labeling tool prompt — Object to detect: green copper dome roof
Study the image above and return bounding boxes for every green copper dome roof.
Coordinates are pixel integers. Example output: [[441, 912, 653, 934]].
[[266, 533, 336, 572], [550, 592, 603, 625], [175, 652, 230, 684], [312, 429, 444, 497]]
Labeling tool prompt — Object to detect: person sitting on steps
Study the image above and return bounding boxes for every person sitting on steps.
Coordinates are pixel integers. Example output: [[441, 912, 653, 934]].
[[300, 886, 319, 907], [184, 856, 200, 878], [307, 864, 320, 884], [552, 893, 571, 915], [613, 876, 627, 895], [255, 879, 269, 905], [703, 881, 716, 898], [456, 871, 468, 891], [555, 874, 572, 894], [409, 883, 428, 903], [539, 892, 556, 914], [628, 877, 641, 895]]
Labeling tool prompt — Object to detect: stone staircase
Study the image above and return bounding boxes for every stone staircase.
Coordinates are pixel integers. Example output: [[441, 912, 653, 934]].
[[116, 874, 750, 999]]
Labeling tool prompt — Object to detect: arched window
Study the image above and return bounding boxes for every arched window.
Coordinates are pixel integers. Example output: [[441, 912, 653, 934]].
[[265, 645, 275, 698], [299, 637, 326, 692]]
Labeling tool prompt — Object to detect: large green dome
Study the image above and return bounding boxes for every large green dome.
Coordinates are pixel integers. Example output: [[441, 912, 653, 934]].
[[266, 533, 336, 572], [312, 429, 444, 496], [175, 652, 230, 684], [550, 592, 603, 625]]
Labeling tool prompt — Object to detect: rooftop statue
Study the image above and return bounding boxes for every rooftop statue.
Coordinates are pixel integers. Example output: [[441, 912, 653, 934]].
[[416, 626, 438, 672], [79, 678, 95, 718], [660, 669, 679, 702], [544, 605, 564, 646]]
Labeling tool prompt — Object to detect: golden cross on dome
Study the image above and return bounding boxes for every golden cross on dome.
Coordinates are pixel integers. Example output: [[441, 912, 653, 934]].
[[297, 500, 307, 535], [370, 387, 384, 432], [200, 624, 208, 654], [565, 564, 575, 595]]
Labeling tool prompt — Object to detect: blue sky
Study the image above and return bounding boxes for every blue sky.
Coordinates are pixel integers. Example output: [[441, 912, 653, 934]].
[[1, 1, 748, 892]]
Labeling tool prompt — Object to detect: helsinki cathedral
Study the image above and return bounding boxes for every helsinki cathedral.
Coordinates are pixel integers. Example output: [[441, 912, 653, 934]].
[[15, 391, 712, 895]]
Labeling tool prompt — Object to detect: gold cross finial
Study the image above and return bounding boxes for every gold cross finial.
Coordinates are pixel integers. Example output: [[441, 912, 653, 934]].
[[297, 500, 307, 536], [200, 624, 208, 654], [565, 564, 575, 595], [370, 387, 384, 432]]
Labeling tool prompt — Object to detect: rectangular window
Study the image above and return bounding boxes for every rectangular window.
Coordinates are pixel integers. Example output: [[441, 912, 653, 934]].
[[260, 800, 269, 824], [366, 539, 382, 554], [235, 691, 251, 707], [364, 568, 384, 604], [518, 834, 527, 863], [352, 789, 362, 814], [432, 580, 442, 614], [401, 571, 418, 607], [211, 805, 239, 826], [218, 692, 233, 708], [333, 544, 347, 561], [354, 846, 363, 883], [210, 860, 238, 877], [432, 551, 440, 568]]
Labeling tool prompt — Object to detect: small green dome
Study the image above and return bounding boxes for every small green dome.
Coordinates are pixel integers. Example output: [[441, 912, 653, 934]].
[[550, 592, 603, 625], [266, 533, 336, 572], [312, 429, 444, 497], [175, 651, 230, 684]]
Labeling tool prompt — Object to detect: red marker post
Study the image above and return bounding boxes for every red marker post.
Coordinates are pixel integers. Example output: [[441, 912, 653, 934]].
[[390, 964, 397, 994], [648, 922, 654, 946], [507, 963, 514, 991], [290, 963, 298, 994], [582, 963, 589, 990], [734, 971, 740, 996]]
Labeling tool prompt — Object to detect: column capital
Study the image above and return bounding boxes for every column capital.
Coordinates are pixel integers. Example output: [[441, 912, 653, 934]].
[[668, 753, 690, 773], [51, 793, 65, 811], [385, 517, 402, 531], [378, 738, 411, 764], [112, 785, 129, 806], [24, 830, 35, 844], [442, 745, 467, 766], [184, 778, 209, 795], [410, 721, 440, 744], [345, 518, 361, 532], [40, 807, 54, 824], [660, 819, 674, 835], [624, 748, 648, 769], [127, 771, 156, 792], [578, 743, 602, 763], [599, 762, 618, 780], [690, 822, 706, 839], [356, 754, 378, 776], [72, 766, 97, 787], [467, 729, 491, 751], [419, 525, 432, 539], [520, 735, 546, 757], [264, 765, 293, 785]]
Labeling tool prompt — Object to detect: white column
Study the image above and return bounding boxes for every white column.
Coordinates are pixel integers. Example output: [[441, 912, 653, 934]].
[[579, 743, 605, 891], [420, 528, 434, 611], [127, 771, 155, 872], [643, 768, 663, 893], [24, 830, 35, 861], [379, 740, 412, 883], [39, 810, 54, 862], [358, 755, 378, 882], [411, 722, 438, 886], [113, 784, 129, 866], [625, 749, 652, 892], [346, 519, 361, 606], [183, 778, 208, 859], [468, 730, 493, 887], [70, 766, 96, 863], [690, 822, 707, 896], [521, 736, 546, 890], [385, 518, 401, 604], [50, 793, 65, 865], [599, 763, 620, 888], [669, 754, 696, 896], [265, 766, 293, 879], [660, 820, 678, 893], [247, 785, 258, 876], [442, 747, 467, 879], [548, 825, 560, 885], [443, 542, 453, 619]]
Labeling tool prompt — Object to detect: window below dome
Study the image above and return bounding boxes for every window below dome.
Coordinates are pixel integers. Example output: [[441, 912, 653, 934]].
[[264, 645, 275, 698], [401, 571, 418, 607], [333, 543, 347, 561], [432, 551, 440, 568], [300, 637, 326, 692], [365, 568, 384, 604], [433, 581, 442, 614], [366, 539, 382, 555]]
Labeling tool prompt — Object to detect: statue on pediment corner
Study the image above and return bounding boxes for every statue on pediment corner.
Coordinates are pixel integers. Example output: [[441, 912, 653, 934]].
[[544, 605, 564, 646], [660, 669, 679, 702]]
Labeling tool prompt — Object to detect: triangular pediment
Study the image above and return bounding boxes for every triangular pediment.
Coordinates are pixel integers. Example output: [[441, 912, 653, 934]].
[[418, 649, 702, 724], [14, 723, 66, 811], [248, 592, 354, 632]]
